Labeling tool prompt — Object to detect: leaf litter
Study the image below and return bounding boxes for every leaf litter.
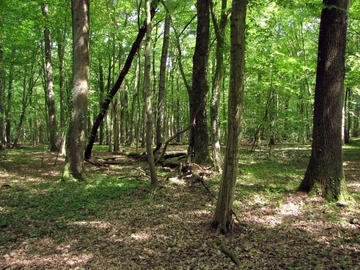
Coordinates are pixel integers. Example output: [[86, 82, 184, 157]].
[[0, 146, 359, 269]]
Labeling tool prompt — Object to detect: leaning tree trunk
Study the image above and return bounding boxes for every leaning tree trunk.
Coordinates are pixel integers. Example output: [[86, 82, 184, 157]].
[[298, 0, 350, 202], [211, 0, 247, 234], [189, 0, 211, 164], [84, 0, 160, 160], [62, 0, 90, 181]]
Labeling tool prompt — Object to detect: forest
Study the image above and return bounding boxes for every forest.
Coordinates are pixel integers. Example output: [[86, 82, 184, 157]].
[[0, 0, 360, 268]]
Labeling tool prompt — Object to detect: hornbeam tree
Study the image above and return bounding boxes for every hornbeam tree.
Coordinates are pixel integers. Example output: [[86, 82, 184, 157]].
[[62, 0, 90, 180], [210, 0, 247, 234]]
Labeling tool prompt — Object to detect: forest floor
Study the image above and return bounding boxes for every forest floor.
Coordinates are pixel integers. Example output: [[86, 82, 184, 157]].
[[0, 141, 360, 269]]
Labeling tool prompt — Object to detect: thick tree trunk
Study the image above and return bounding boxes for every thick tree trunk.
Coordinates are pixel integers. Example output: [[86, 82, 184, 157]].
[[211, 0, 247, 234], [43, 4, 59, 152], [189, 0, 211, 164], [84, 0, 160, 160], [298, 0, 350, 202], [62, 0, 90, 180]]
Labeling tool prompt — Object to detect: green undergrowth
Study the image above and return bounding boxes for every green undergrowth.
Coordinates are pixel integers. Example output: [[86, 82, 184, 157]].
[[0, 172, 148, 242]]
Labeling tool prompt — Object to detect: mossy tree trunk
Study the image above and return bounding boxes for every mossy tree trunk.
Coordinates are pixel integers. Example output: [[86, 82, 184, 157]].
[[211, 0, 247, 234], [298, 0, 350, 202]]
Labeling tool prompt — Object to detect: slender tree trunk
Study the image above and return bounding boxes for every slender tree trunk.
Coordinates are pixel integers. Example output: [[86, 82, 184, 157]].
[[210, 0, 228, 170], [211, 0, 247, 234], [0, 22, 4, 148], [144, 0, 157, 189], [344, 87, 351, 144], [112, 97, 120, 153], [62, 0, 90, 180], [156, 13, 170, 145], [189, 0, 211, 164], [98, 61, 105, 145], [5, 63, 12, 148], [43, 3, 59, 152], [298, 0, 350, 202]]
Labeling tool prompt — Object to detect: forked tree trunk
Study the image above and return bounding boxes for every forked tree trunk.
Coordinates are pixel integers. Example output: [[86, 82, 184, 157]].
[[298, 0, 350, 202], [210, 0, 247, 234]]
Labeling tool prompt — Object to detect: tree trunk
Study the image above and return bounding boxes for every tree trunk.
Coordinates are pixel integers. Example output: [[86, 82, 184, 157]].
[[62, 0, 90, 181], [84, 0, 160, 160], [0, 22, 4, 149], [211, 0, 247, 234], [209, 0, 228, 170], [156, 13, 170, 146], [112, 97, 120, 153], [298, 0, 350, 202], [144, 0, 157, 189], [43, 3, 59, 152], [189, 0, 211, 164]]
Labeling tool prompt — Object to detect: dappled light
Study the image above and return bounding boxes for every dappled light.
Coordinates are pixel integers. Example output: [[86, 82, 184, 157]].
[[0, 144, 359, 268]]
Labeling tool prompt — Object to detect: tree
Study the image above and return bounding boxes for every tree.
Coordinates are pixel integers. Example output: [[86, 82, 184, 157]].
[[144, 0, 157, 189], [42, 3, 59, 152], [62, 0, 90, 180], [84, 0, 160, 160], [188, 0, 211, 164], [209, 0, 228, 170], [298, 0, 351, 202], [210, 0, 247, 234], [156, 12, 170, 146]]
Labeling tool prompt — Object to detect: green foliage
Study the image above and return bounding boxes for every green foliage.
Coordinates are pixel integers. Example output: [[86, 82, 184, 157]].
[[1, 0, 359, 148], [0, 173, 146, 241]]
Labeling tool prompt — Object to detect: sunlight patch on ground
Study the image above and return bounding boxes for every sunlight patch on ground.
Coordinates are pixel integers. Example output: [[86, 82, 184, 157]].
[[3, 238, 93, 268], [72, 221, 113, 229], [348, 182, 360, 192], [131, 232, 151, 241], [278, 202, 302, 216]]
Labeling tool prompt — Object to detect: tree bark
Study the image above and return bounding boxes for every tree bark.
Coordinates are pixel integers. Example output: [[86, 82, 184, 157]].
[[42, 3, 59, 152], [144, 0, 158, 189], [209, 0, 228, 170], [156, 12, 170, 146], [62, 0, 90, 180], [298, 0, 350, 202], [84, 0, 160, 160], [0, 18, 4, 149], [211, 0, 247, 234], [189, 0, 211, 164]]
